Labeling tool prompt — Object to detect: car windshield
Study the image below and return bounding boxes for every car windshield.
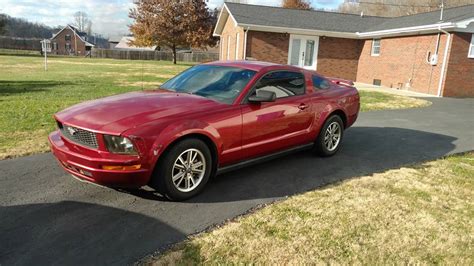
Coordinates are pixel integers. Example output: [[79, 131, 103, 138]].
[[160, 65, 257, 104]]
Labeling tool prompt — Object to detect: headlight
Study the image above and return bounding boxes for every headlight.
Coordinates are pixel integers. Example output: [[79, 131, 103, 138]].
[[103, 135, 137, 154]]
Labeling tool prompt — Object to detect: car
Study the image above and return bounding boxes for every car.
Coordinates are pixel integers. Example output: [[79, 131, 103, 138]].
[[49, 61, 360, 201]]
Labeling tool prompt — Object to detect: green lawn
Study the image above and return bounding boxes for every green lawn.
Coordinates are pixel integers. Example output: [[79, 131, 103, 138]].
[[0, 54, 430, 159], [0, 55, 191, 159], [149, 152, 474, 265]]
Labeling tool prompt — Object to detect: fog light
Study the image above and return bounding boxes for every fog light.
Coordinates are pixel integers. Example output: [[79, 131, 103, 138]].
[[102, 164, 141, 171]]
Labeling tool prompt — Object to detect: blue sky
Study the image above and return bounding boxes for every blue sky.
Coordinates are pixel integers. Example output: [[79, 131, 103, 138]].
[[1, 0, 343, 37]]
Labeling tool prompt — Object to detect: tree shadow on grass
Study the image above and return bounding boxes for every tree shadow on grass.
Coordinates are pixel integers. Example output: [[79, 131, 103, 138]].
[[0, 80, 75, 94]]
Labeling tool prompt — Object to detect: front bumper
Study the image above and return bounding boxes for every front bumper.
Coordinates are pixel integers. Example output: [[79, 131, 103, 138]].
[[49, 130, 151, 188]]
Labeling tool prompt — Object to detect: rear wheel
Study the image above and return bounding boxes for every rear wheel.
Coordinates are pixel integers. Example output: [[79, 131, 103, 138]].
[[150, 138, 212, 201], [313, 115, 344, 157]]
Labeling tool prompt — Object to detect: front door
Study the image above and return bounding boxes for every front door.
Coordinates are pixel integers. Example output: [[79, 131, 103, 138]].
[[241, 70, 315, 159], [288, 35, 319, 70]]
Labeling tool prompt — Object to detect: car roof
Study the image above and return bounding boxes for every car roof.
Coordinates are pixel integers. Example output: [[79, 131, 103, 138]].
[[205, 60, 305, 72]]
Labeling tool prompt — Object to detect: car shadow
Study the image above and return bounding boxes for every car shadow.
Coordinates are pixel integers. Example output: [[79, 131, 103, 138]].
[[0, 201, 184, 265], [122, 126, 457, 203]]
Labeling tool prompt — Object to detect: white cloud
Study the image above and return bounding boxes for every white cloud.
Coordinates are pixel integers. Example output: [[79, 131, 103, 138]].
[[1, 0, 133, 37]]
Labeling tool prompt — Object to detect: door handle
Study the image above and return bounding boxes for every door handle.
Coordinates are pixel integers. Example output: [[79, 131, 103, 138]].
[[298, 103, 309, 110]]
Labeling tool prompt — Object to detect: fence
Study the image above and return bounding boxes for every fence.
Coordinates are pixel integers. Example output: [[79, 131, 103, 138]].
[[91, 48, 219, 63], [0, 36, 42, 51]]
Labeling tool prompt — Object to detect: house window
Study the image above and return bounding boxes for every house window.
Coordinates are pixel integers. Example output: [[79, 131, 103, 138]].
[[227, 35, 230, 60], [65, 43, 71, 50], [371, 39, 381, 56], [65, 34, 71, 41], [235, 32, 240, 60], [469, 34, 474, 58], [53, 42, 58, 50]]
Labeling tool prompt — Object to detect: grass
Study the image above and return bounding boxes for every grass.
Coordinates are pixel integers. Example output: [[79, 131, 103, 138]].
[[148, 152, 474, 265], [0, 54, 430, 159], [0, 55, 191, 159], [359, 90, 431, 112]]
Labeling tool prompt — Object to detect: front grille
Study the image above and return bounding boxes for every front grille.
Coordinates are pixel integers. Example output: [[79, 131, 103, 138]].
[[58, 123, 99, 149]]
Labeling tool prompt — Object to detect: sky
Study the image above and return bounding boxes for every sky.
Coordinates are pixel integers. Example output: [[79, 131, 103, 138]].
[[0, 0, 344, 37]]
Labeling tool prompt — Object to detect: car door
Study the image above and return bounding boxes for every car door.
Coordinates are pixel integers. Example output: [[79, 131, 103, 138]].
[[240, 70, 315, 159]]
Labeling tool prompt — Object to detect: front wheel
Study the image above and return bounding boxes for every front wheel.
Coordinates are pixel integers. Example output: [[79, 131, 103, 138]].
[[313, 115, 344, 157], [150, 138, 212, 201]]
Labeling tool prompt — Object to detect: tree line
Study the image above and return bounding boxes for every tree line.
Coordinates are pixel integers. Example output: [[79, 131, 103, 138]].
[[0, 14, 61, 39]]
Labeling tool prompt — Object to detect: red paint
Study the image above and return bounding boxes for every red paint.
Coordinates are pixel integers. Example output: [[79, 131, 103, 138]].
[[49, 61, 360, 188]]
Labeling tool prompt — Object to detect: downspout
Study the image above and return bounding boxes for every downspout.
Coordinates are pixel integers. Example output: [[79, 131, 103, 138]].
[[243, 27, 249, 60], [437, 27, 451, 97]]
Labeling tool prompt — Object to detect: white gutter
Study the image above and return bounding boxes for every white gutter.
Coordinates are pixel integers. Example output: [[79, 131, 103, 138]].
[[236, 23, 358, 39], [437, 27, 452, 97], [358, 22, 455, 38], [243, 27, 249, 60]]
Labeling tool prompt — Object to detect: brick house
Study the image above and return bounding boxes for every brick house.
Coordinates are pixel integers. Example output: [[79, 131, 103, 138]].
[[50, 25, 94, 56], [214, 3, 474, 97]]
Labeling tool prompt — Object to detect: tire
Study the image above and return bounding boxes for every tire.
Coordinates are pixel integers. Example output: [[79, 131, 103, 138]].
[[150, 138, 212, 201], [313, 115, 344, 157]]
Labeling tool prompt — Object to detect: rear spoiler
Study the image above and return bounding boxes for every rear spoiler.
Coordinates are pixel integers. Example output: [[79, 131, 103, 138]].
[[328, 78, 354, 87]]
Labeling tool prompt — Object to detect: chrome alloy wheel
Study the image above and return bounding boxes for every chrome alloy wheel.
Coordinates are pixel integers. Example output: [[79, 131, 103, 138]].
[[172, 148, 206, 193], [324, 122, 341, 152]]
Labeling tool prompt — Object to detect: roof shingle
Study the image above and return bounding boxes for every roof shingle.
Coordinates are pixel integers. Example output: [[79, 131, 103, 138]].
[[225, 3, 474, 33]]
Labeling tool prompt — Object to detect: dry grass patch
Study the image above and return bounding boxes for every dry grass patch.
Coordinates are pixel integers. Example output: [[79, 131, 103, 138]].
[[149, 153, 474, 265], [359, 91, 431, 112], [116, 81, 163, 88], [0, 130, 50, 159]]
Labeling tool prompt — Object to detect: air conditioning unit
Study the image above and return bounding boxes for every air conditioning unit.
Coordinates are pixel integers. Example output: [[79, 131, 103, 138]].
[[429, 54, 438, 66]]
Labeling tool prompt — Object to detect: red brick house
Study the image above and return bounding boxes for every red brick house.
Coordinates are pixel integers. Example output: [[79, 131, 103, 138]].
[[214, 3, 474, 97], [50, 25, 94, 56]]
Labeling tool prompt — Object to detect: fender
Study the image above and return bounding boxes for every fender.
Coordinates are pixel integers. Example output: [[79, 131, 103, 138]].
[[310, 100, 349, 140], [146, 119, 222, 168]]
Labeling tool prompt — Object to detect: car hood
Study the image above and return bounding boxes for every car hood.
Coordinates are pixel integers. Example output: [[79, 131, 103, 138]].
[[55, 90, 223, 134]]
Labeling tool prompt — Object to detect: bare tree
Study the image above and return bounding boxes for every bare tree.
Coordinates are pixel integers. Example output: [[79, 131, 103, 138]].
[[85, 20, 92, 35], [0, 14, 6, 35], [282, 0, 312, 10], [339, 0, 473, 17], [73, 11, 91, 32]]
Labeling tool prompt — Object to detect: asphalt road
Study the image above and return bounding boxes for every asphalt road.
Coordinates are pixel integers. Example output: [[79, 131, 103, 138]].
[[1, 98, 473, 265]]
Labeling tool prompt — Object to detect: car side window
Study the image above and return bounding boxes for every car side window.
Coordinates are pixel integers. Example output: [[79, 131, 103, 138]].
[[252, 71, 305, 99], [312, 75, 331, 90]]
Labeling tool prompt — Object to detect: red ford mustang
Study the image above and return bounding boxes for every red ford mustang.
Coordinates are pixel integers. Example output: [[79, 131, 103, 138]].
[[49, 61, 359, 200]]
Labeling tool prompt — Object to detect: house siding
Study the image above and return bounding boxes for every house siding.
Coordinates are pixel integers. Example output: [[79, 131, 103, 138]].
[[245, 31, 289, 64], [51, 27, 87, 56], [218, 22, 472, 97], [219, 15, 244, 60], [317, 37, 364, 81], [356, 34, 448, 95], [443, 33, 474, 97]]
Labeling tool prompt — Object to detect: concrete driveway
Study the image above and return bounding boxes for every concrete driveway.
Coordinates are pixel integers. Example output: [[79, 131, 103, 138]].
[[1, 97, 473, 265]]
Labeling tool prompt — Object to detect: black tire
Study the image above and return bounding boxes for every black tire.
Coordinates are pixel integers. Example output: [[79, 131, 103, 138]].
[[313, 115, 344, 157], [150, 138, 212, 201]]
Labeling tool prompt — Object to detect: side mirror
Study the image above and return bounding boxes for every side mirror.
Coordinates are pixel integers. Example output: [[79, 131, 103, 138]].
[[248, 90, 276, 103]]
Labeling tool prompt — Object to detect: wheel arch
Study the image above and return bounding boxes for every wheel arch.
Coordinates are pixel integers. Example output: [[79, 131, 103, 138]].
[[328, 109, 348, 128], [152, 133, 219, 180]]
